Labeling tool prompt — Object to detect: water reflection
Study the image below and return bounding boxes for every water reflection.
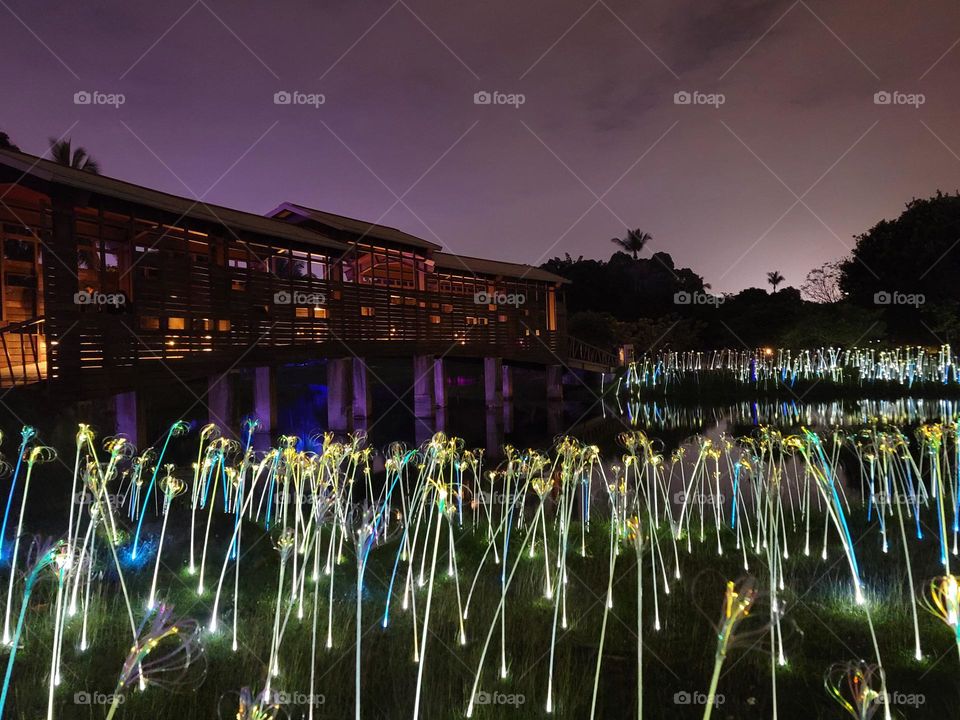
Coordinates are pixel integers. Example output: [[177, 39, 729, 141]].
[[616, 396, 960, 433]]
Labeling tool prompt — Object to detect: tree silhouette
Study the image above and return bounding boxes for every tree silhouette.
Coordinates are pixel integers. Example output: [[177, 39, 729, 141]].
[[766, 270, 784, 293], [610, 229, 652, 259], [0, 132, 18, 152], [801, 261, 842, 303], [49, 138, 100, 174]]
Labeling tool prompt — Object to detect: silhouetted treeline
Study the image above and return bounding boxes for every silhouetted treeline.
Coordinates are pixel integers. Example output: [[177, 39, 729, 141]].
[[544, 191, 960, 352]]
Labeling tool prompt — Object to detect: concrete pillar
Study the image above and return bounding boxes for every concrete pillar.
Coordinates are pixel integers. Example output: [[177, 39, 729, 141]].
[[114, 390, 142, 448], [546, 365, 564, 402], [433, 358, 447, 409], [252, 366, 276, 450], [208, 373, 232, 429], [352, 358, 371, 427], [413, 355, 435, 419], [501, 364, 514, 402], [327, 358, 352, 431], [484, 357, 503, 408]]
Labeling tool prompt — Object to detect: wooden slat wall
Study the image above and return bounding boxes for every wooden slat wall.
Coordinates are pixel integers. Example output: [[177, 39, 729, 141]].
[[0, 189, 567, 392]]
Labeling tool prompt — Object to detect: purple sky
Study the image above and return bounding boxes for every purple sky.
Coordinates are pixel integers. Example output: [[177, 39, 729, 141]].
[[2, 0, 959, 293]]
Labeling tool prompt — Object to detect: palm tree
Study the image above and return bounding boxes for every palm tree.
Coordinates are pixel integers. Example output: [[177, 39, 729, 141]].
[[0, 132, 18, 152], [767, 270, 785, 293], [610, 229, 652, 259], [48, 138, 100, 174]]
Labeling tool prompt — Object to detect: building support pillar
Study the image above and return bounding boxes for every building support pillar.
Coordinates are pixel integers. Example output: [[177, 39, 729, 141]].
[[484, 357, 503, 408], [501, 364, 514, 402], [433, 358, 447, 409], [546, 365, 564, 402], [352, 358, 371, 429], [114, 390, 142, 448], [208, 373, 232, 429], [327, 358, 353, 432], [413, 355, 435, 419], [252, 366, 276, 450]]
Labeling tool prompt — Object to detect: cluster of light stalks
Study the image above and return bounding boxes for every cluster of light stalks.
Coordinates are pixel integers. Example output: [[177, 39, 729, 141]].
[[621, 344, 957, 394], [1, 417, 960, 719]]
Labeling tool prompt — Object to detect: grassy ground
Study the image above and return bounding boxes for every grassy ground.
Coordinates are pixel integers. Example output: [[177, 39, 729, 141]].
[[2, 505, 958, 720]]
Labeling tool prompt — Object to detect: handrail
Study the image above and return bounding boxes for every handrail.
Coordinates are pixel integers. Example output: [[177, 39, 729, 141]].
[[567, 336, 619, 370], [0, 316, 46, 388]]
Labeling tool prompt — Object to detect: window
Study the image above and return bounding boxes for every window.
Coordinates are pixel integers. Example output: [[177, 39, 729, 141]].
[[360, 306, 375, 317], [217, 319, 231, 332], [168, 317, 186, 330], [429, 315, 441, 324], [313, 307, 328, 319], [441, 304, 453, 313], [295, 307, 309, 318], [140, 316, 160, 330]]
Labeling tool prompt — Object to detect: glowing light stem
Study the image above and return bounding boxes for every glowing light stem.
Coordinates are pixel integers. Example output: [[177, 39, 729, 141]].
[[411, 499, 444, 720], [0, 430, 32, 562], [2, 456, 38, 644]]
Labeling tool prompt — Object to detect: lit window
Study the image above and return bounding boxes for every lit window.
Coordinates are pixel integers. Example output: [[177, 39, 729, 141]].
[[295, 307, 309, 318], [361, 306, 375, 317], [140, 316, 160, 330], [218, 319, 231, 332], [168, 317, 186, 330], [314, 307, 328, 319], [429, 315, 441, 324]]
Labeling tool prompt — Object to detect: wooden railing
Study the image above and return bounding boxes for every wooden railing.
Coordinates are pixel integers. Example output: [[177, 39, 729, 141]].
[[0, 317, 46, 388]]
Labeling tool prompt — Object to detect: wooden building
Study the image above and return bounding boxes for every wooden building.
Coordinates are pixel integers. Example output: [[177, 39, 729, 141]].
[[0, 149, 569, 395]]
